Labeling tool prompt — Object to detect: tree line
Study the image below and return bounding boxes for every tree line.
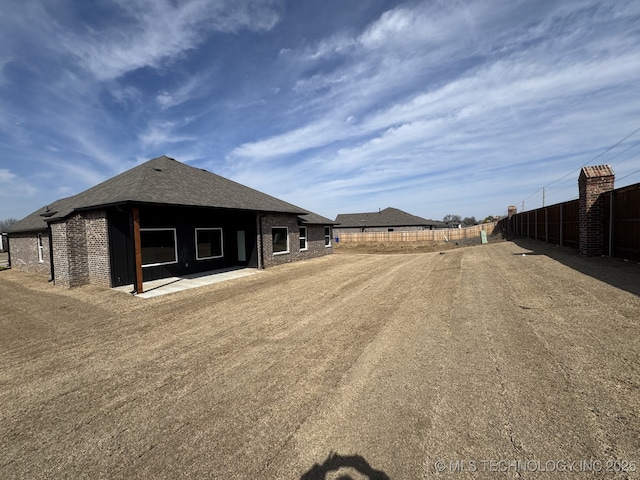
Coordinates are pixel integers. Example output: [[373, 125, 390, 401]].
[[442, 214, 500, 225]]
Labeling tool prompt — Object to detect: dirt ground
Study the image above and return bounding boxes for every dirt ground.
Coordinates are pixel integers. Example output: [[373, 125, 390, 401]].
[[0, 251, 8, 269], [1, 240, 639, 479]]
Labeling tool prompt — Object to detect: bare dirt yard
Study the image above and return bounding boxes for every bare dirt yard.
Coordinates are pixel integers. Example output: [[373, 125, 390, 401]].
[[1, 240, 639, 479]]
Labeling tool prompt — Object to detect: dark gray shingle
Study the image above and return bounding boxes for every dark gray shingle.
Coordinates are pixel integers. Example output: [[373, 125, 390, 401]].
[[335, 207, 443, 228], [10, 156, 312, 232]]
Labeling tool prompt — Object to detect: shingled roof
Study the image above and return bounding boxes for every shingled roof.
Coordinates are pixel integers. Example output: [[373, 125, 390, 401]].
[[335, 207, 443, 228], [10, 156, 329, 232]]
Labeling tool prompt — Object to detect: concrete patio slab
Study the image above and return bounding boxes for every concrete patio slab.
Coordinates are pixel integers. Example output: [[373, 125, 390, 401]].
[[113, 267, 259, 298]]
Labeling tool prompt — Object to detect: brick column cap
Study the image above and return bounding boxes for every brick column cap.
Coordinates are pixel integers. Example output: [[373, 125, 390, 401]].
[[579, 164, 614, 180]]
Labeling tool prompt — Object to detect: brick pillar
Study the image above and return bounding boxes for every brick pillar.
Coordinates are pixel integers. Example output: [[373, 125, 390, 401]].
[[507, 206, 517, 236], [578, 165, 614, 256]]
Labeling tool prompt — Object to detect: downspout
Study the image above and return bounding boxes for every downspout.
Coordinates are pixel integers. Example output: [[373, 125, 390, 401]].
[[47, 223, 55, 283], [5, 234, 11, 268]]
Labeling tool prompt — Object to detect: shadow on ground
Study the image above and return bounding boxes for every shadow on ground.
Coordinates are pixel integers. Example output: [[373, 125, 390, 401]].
[[508, 237, 640, 297], [300, 452, 390, 480]]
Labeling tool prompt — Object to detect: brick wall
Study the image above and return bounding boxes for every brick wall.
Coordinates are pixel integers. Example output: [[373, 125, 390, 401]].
[[260, 214, 333, 268], [51, 210, 111, 287], [7, 231, 51, 276], [85, 211, 111, 287], [578, 165, 614, 256]]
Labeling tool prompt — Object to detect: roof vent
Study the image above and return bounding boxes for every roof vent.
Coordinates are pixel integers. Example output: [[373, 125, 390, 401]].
[[153, 167, 163, 172]]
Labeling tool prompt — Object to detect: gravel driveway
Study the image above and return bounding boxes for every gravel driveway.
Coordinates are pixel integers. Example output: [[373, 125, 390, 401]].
[[1, 240, 639, 479]]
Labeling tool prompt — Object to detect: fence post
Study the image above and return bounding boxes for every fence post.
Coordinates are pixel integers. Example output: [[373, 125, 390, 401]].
[[609, 190, 614, 257], [559, 203, 563, 247], [545, 207, 549, 243]]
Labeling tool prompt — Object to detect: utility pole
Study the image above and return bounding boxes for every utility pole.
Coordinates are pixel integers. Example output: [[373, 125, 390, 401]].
[[542, 187, 546, 207], [522, 201, 525, 212]]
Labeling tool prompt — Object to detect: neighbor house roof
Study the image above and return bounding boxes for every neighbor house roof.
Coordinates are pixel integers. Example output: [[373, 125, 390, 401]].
[[10, 156, 317, 233], [298, 212, 337, 225], [335, 207, 444, 228]]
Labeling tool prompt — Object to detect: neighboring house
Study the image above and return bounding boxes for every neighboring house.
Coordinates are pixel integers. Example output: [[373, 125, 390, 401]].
[[445, 221, 465, 229], [334, 207, 444, 236], [8, 156, 335, 291]]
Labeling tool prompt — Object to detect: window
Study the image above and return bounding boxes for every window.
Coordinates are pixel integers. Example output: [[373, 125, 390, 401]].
[[37, 233, 44, 263], [272, 227, 289, 255], [299, 227, 308, 251], [140, 228, 178, 267], [196, 228, 223, 260], [324, 226, 332, 247]]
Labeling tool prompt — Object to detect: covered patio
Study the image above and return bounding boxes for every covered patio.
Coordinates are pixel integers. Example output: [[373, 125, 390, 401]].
[[113, 266, 259, 298]]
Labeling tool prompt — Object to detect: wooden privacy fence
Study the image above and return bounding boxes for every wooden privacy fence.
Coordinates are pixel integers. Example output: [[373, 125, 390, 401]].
[[336, 222, 496, 243], [498, 181, 640, 261], [507, 199, 580, 249]]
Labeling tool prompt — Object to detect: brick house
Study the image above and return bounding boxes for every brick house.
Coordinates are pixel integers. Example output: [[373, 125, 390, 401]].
[[8, 156, 335, 291], [334, 207, 444, 236]]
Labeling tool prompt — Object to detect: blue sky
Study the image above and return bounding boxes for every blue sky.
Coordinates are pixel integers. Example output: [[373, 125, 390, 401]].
[[1, 0, 640, 222]]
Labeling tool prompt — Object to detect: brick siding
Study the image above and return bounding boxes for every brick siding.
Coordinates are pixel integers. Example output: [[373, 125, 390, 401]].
[[7, 231, 51, 276], [51, 210, 111, 288], [260, 213, 333, 268], [85, 211, 111, 287]]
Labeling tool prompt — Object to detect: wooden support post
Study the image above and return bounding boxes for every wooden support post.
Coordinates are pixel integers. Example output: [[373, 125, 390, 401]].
[[132, 207, 144, 294]]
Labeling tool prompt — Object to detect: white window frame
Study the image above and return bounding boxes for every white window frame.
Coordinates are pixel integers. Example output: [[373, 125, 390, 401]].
[[195, 228, 224, 260], [299, 226, 308, 251], [140, 228, 178, 267], [37, 233, 44, 263], [272, 226, 289, 255], [324, 226, 332, 247]]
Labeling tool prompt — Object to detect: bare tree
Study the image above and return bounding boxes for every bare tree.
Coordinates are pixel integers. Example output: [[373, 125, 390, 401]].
[[442, 214, 462, 223], [0, 218, 18, 232]]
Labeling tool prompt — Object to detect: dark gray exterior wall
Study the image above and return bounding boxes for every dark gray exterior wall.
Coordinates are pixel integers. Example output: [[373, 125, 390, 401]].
[[9, 207, 333, 289], [260, 213, 333, 268]]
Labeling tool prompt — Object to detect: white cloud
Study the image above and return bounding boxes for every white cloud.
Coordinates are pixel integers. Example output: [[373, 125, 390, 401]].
[[58, 0, 282, 80], [225, 0, 640, 219], [154, 68, 218, 109], [139, 118, 197, 148], [229, 119, 343, 161], [0, 169, 39, 219], [358, 5, 435, 48], [0, 169, 17, 183]]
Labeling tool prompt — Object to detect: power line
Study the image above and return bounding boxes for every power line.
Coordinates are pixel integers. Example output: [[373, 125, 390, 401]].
[[545, 125, 640, 189], [606, 138, 640, 166], [516, 125, 640, 209], [617, 167, 640, 182], [549, 137, 640, 191]]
